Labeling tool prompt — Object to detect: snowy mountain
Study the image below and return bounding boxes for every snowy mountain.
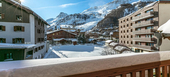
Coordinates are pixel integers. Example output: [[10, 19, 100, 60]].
[[47, 0, 156, 32]]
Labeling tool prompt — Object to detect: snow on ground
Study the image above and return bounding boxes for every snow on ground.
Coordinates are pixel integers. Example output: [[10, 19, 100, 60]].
[[44, 44, 104, 58]]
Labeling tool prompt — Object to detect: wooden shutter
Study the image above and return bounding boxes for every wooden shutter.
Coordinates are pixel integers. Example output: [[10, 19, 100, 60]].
[[1, 14, 5, 19], [2, 26, 5, 31], [22, 27, 25, 32], [21, 38, 24, 43], [13, 38, 16, 44], [14, 26, 17, 31]]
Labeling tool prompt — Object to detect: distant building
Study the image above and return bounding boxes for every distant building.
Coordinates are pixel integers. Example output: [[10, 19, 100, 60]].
[[47, 30, 77, 44], [0, 0, 48, 61], [119, 1, 170, 52]]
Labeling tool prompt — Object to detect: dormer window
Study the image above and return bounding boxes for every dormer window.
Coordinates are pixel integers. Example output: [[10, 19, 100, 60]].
[[16, 15, 22, 21]]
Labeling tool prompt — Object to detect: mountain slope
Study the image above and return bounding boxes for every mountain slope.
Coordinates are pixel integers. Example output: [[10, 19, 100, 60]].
[[47, 0, 156, 32]]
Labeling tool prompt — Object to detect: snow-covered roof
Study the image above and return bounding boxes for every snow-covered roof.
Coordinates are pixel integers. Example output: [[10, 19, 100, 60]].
[[158, 19, 170, 33], [47, 30, 77, 36], [53, 38, 78, 42], [105, 40, 113, 43], [0, 43, 36, 49]]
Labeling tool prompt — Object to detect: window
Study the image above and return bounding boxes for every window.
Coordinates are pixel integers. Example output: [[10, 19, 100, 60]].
[[131, 29, 133, 32], [5, 53, 13, 60], [127, 18, 129, 21], [135, 13, 141, 17], [127, 30, 129, 32], [0, 13, 1, 19], [14, 26, 24, 31], [16, 15, 22, 21], [131, 41, 133, 44], [131, 23, 133, 26], [130, 17, 133, 20], [0, 38, 6, 43], [131, 35, 133, 38], [145, 9, 153, 13], [127, 24, 129, 27], [146, 18, 153, 21], [0, 25, 5, 31], [13, 38, 24, 44], [146, 26, 153, 29], [37, 29, 41, 33]]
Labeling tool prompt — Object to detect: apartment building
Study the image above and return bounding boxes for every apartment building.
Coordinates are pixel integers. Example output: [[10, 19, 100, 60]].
[[0, 0, 48, 61], [119, 0, 170, 52]]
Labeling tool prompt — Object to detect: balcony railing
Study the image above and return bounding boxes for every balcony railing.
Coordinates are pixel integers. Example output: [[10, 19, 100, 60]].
[[1, 51, 170, 77], [133, 44, 157, 51], [133, 20, 155, 28], [133, 37, 154, 42], [133, 29, 156, 34], [133, 11, 155, 21]]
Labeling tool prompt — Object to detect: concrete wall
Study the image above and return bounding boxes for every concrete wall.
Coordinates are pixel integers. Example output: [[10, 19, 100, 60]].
[[0, 22, 30, 43], [29, 14, 35, 44], [159, 2, 170, 51]]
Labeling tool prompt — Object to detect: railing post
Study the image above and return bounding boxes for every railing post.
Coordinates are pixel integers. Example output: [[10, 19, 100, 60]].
[[121, 74, 126, 77], [131, 72, 136, 77], [140, 70, 145, 77], [156, 67, 161, 77], [148, 69, 153, 77], [162, 66, 167, 77], [169, 66, 170, 77]]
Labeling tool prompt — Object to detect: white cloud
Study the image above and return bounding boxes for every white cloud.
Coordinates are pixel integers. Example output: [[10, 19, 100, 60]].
[[36, 1, 87, 10], [59, 3, 78, 8]]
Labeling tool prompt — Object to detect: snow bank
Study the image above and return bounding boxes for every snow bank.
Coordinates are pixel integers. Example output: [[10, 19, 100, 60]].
[[0, 43, 35, 49], [105, 40, 113, 43], [158, 19, 170, 33]]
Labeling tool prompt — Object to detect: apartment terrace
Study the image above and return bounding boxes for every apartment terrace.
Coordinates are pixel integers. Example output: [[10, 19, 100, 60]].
[[133, 44, 157, 51], [133, 29, 156, 34], [133, 37, 155, 42], [132, 11, 155, 22], [133, 20, 157, 28], [1, 51, 170, 77]]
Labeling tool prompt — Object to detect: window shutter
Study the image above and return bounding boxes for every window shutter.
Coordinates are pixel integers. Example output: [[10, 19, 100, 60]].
[[13, 38, 16, 44], [22, 27, 25, 32], [1, 14, 5, 19], [22, 38, 24, 43], [14, 26, 17, 31], [2, 26, 5, 31]]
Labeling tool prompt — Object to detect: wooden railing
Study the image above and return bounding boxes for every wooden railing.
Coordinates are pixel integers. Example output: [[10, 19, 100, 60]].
[[1, 51, 170, 77]]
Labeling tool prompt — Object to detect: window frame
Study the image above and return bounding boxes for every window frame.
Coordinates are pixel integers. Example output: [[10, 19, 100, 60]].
[[16, 15, 22, 21]]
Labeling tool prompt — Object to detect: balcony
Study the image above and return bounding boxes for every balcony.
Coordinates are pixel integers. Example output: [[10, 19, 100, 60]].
[[1, 51, 170, 77], [133, 29, 156, 34], [133, 38, 155, 42], [133, 11, 155, 21], [133, 20, 155, 28], [133, 44, 157, 51]]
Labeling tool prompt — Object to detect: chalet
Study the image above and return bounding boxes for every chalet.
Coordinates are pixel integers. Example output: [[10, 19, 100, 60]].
[[47, 30, 77, 44], [0, 0, 48, 61]]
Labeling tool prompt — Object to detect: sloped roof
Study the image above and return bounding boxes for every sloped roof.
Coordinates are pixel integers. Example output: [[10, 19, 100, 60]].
[[47, 30, 77, 36]]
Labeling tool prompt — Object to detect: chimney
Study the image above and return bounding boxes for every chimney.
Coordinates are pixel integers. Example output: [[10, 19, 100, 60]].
[[14, 0, 21, 4]]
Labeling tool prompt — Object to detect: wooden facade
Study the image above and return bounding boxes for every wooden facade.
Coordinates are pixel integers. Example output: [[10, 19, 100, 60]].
[[47, 30, 76, 40]]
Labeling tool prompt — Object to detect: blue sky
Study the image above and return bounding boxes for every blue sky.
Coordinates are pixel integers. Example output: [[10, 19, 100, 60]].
[[22, 0, 113, 20]]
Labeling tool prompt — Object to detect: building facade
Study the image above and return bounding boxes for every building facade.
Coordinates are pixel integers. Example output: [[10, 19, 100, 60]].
[[119, 1, 170, 52], [0, 0, 48, 61]]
